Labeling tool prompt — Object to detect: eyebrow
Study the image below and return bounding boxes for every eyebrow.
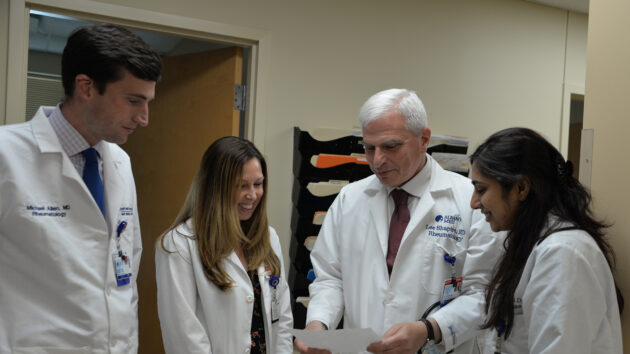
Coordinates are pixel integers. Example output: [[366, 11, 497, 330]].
[[364, 139, 403, 147], [471, 180, 483, 186], [126, 93, 151, 101], [242, 177, 265, 182]]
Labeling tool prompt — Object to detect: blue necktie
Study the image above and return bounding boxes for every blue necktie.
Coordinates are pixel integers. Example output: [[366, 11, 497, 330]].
[[82, 148, 105, 216]]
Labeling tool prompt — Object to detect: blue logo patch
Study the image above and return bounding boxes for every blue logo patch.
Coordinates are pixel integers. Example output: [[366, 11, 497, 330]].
[[435, 215, 443, 222]]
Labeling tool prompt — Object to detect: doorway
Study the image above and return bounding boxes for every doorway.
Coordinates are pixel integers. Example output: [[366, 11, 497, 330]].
[[567, 93, 584, 179]]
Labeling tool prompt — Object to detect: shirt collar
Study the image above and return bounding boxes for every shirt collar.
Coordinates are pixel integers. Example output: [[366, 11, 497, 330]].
[[385, 154, 433, 198], [48, 103, 102, 156]]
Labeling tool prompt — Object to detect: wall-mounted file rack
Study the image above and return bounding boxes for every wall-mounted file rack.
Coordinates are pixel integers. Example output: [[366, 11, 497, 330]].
[[428, 134, 470, 176], [289, 127, 372, 328]]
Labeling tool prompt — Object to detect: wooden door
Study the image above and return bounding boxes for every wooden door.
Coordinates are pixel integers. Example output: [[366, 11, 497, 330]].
[[122, 46, 243, 354]]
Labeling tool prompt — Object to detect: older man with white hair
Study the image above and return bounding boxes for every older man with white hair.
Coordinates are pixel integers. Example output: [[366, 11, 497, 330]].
[[296, 88, 504, 354]]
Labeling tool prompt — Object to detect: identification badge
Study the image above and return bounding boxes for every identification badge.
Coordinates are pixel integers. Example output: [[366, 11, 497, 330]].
[[269, 276, 280, 323], [112, 250, 132, 287], [440, 276, 463, 306]]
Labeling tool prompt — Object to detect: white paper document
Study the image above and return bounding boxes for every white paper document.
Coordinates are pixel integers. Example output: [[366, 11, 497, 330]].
[[290, 328, 380, 353]]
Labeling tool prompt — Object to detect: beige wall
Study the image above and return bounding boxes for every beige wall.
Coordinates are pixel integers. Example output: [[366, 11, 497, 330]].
[[584, 0, 630, 346], [0, 0, 9, 124], [565, 11, 588, 87], [94, 0, 586, 265], [0, 0, 588, 270]]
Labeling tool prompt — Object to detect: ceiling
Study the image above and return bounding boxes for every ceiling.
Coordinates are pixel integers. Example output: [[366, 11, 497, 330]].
[[525, 0, 589, 14], [28, 11, 228, 57]]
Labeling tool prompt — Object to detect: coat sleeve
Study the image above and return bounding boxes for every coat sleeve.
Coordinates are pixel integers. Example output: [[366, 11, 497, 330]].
[[269, 228, 295, 353], [155, 230, 212, 354], [430, 209, 506, 352], [524, 238, 611, 354], [305, 191, 345, 329]]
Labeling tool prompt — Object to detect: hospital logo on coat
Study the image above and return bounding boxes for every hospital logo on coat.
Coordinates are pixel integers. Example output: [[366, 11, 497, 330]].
[[435, 214, 462, 224]]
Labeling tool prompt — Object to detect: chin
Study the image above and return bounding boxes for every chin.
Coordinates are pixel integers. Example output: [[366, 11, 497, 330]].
[[490, 224, 507, 232], [239, 213, 254, 221]]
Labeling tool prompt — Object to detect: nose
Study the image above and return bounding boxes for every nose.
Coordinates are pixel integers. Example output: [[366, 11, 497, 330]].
[[134, 104, 149, 127], [372, 147, 386, 169], [245, 186, 256, 199], [470, 192, 481, 209]]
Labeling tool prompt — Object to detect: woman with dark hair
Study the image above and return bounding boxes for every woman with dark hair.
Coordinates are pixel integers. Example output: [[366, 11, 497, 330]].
[[156, 136, 293, 353], [469, 127, 623, 353]]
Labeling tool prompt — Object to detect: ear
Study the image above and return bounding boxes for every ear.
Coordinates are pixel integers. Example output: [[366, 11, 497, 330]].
[[420, 127, 431, 150], [516, 177, 531, 201], [74, 74, 94, 100]]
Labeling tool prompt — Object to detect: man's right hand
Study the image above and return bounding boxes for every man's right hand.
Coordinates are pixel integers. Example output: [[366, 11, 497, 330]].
[[294, 320, 332, 354]]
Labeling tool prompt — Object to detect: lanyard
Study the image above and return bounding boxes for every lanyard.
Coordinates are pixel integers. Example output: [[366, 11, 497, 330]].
[[269, 276, 280, 323], [116, 220, 127, 260], [494, 320, 506, 354]]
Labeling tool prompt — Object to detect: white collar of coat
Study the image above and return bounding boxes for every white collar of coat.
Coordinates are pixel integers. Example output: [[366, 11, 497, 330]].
[[32, 105, 114, 165], [364, 154, 453, 196], [31, 106, 64, 153], [175, 218, 195, 237]]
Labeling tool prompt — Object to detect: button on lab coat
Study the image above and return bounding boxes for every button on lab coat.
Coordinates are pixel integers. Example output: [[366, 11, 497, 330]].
[[156, 220, 294, 354], [0, 106, 142, 353], [307, 156, 505, 353]]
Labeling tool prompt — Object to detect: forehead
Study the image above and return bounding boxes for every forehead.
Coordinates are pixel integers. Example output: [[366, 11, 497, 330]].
[[470, 164, 499, 187], [362, 112, 413, 144], [470, 163, 486, 181], [106, 70, 156, 97], [241, 158, 264, 178]]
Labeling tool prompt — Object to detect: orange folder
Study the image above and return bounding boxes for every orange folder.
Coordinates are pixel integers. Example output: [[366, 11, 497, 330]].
[[310, 153, 368, 168]]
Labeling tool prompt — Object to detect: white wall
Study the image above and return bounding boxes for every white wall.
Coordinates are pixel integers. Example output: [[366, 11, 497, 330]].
[[0, 0, 588, 268], [583, 0, 630, 345]]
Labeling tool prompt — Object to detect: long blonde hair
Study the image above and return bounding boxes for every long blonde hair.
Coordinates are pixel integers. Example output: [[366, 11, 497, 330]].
[[160, 136, 280, 290]]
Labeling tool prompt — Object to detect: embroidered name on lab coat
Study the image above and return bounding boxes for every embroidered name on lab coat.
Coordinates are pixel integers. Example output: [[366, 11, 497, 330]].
[[26, 204, 70, 217], [426, 214, 465, 242]]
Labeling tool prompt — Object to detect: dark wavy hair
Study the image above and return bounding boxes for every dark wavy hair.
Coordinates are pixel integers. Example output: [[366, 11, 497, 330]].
[[62, 24, 162, 97], [470, 127, 623, 338]]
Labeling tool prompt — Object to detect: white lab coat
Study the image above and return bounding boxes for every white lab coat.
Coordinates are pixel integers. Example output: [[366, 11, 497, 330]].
[[156, 220, 294, 354], [482, 218, 623, 354], [307, 155, 504, 353], [0, 106, 143, 353]]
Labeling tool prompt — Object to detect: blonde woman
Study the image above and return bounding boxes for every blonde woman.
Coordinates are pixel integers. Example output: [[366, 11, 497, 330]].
[[156, 136, 293, 353]]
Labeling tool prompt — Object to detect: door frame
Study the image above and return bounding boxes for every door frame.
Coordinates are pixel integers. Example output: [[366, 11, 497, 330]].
[[6, 0, 270, 151], [559, 82, 584, 159]]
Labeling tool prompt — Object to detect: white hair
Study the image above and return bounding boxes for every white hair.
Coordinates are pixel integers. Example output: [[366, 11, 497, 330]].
[[358, 88, 428, 135]]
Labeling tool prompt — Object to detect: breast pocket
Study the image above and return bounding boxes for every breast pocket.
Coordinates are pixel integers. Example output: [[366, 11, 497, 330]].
[[418, 238, 465, 296]]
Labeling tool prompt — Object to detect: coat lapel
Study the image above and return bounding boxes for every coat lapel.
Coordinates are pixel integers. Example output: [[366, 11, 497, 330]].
[[31, 109, 83, 184], [257, 265, 273, 348], [402, 188, 435, 245], [32, 110, 106, 228], [101, 143, 125, 227], [366, 177, 390, 258]]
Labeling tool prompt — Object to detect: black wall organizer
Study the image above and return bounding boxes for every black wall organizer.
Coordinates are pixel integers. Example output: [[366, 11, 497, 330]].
[[289, 127, 372, 328]]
